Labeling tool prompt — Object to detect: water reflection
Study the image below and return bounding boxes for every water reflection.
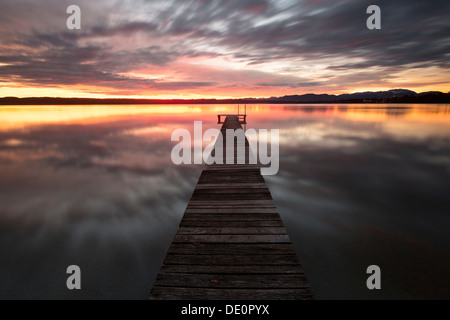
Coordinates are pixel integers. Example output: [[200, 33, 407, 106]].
[[0, 104, 449, 299]]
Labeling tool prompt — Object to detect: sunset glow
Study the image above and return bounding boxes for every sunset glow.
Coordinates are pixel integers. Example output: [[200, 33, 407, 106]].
[[1, 0, 449, 99]]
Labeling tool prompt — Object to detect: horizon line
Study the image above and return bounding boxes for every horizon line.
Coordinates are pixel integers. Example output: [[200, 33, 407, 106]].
[[1, 88, 449, 102]]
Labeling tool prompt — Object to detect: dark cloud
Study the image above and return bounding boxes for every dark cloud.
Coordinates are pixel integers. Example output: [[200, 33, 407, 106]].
[[0, 41, 215, 90]]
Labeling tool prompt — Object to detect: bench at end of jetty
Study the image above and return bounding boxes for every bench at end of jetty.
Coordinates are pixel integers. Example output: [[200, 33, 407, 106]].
[[218, 114, 247, 124]]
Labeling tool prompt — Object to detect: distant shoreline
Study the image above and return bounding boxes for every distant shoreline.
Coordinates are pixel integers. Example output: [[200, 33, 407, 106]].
[[1, 91, 449, 105]]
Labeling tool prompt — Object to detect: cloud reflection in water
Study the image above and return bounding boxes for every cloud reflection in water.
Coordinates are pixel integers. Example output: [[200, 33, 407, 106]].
[[0, 104, 449, 299]]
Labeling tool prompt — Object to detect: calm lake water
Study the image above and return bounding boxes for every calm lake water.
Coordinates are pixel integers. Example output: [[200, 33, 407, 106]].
[[0, 104, 449, 300]]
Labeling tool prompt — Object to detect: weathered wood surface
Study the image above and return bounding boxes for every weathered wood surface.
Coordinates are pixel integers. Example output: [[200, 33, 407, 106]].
[[150, 287, 312, 300], [149, 116, 313, 300]]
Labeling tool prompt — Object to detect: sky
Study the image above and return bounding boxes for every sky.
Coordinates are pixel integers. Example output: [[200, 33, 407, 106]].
[[0, 0, 449, 99]]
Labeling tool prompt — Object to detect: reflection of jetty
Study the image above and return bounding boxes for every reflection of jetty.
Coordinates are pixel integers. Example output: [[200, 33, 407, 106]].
[[149, 115, 313, 300]]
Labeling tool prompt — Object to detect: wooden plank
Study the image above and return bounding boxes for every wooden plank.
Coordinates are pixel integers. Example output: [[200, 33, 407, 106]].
[[200, 167, 260, 173], [200, 171, 261, 176], [182, 213, 283, 221], [176, 227, 288, 235], [198, 176, 264, 182], [173, 234, 291, 244], [198, 177, 265, 183], [181, 216, 283, 223], [153, 273, 310, 289], [198, 175, 262, 180], [167, 244, 297, 255], [194, 186, 272, 194], [187, 200, 276, 206], [190, 193, 273, 201], [192, 188, 270, 194], [149, 287, 313, 300], [197, 179, 265, 185], [199, 170, 261, 175], [158, 265, 306, 275], [199, 171, 261, 177], [191, 190, 271, 196], [184, 208, 280, 214], [164, 254, 300, 266], [195, 183, 269, 189], [186, 206, 277, 210], [180, 220, 284, 228]]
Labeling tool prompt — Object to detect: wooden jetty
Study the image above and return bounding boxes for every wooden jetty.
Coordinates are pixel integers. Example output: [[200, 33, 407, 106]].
[[149, 115, 313, 300]]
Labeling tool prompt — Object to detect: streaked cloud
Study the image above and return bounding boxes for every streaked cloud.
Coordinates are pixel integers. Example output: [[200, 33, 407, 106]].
[[0, 0, 449, 98]]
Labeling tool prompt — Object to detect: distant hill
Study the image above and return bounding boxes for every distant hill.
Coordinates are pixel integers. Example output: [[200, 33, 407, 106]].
[[268, 89, 419, 102], [265, 89, 449, 103], [0, 89, 449, 105]]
